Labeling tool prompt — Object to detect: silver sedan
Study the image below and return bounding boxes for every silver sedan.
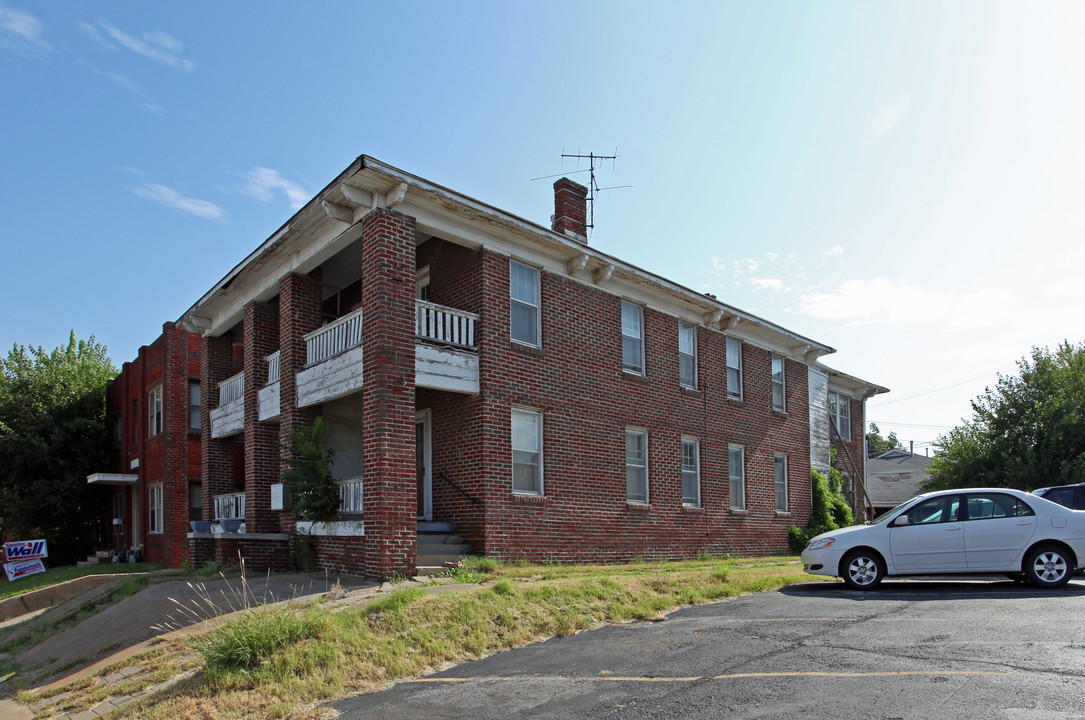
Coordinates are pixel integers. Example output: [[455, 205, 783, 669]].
[[801, 488, 1085, 590]]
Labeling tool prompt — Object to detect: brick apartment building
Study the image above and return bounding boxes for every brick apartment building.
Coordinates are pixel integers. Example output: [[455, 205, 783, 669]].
[[90, 155, 884, 577]]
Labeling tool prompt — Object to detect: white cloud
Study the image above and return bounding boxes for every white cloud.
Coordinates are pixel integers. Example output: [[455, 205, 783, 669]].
[[824, 245, 844, 257], [797, 277, 1017, 328], [93, 20, 194, 71], [240, 167, 309, 209], [78, 60, 164, 114], [868, 93, 912, 137], [131, 182, 224, 220], [0, 3, 50, 57]]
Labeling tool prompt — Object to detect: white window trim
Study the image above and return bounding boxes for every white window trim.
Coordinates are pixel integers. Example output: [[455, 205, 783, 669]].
[[771, 355, 785, 412], [774, 454, 788, 512], [511, 407, 543, 496], [829, 391, 852, 441], [679, 322, 697, 389], [729, 444, 746, 510], [621, 301, 645, 375], [148, 385, 163, 437], [510, 260, 541, 348], [626, 428, 649, 504], [149, 483, 164, 534], [682, 437, 700, 507], [726, 338, 743, 401]]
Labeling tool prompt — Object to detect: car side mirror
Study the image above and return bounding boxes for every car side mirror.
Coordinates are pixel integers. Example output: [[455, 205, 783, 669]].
[[893, 515, 910, 527]]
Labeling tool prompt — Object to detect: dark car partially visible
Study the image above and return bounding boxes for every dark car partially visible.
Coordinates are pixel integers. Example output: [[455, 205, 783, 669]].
[[1032, 482, 1085, 510]]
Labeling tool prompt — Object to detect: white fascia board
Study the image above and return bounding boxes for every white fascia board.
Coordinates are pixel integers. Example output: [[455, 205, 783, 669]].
[[821, 364, 890, 399]]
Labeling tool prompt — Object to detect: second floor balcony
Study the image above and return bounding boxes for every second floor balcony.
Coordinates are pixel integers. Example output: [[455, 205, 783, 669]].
[[210, 372, 245, 438]]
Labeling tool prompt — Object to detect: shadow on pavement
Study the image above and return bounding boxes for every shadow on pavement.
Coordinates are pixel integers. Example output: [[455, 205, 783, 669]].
[[782, 577, 1085, 601]]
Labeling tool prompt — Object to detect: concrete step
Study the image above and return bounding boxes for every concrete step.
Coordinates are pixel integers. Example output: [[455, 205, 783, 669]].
[[415, 564, 449, 577], [417, 553, 467, 566], [418, 521, 453, 533]]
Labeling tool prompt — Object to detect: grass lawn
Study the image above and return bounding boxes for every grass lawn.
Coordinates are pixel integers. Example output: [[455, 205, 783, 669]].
[[0, 563, 163, 603], [18, 554, 825, 720]]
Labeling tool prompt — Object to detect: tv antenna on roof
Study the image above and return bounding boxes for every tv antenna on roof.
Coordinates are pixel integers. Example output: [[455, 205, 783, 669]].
[[531, 148, 632, 235]]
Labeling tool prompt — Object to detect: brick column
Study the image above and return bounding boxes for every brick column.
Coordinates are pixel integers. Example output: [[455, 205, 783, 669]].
[[244, 301, 281, 533], [359, 208, 418, 578], [278, 271, 323, 534], [201, 334, 235, 522]]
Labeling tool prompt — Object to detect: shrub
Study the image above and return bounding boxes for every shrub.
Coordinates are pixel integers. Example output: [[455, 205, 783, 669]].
[[788, 468, 853, 553]]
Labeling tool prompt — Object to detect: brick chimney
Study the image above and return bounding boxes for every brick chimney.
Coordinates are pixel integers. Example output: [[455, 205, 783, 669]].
[[552, 178, 588, 243]]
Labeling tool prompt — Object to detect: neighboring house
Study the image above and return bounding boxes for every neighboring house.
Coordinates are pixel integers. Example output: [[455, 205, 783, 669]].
[[865, 449, 933, 518], [92, 155, 886, 578], [87, 324, 210, 567]]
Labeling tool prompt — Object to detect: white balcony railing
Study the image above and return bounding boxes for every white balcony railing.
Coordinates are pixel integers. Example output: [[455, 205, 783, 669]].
[[305, 307, 364, 366], [339, 479, 364, 513], [218, 372, 245, 406], [266, 350, 280, 385], [213, 492, 246, 520], [416, 300, 477, 349]]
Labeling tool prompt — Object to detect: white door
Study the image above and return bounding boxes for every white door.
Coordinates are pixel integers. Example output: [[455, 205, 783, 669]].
[[889, 494, 964, 572], [416, 410, 432, 521], [963, 492, 1037, 569]]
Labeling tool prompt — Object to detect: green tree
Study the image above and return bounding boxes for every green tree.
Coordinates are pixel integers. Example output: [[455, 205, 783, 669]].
[[866, 422, 903, 457], [926, 341, 1085, 491], [0, 332, 116, 564], [281, 417, 341, 523]]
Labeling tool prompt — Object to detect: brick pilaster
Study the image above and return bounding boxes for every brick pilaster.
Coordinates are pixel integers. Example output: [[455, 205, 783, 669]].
[[359, 208, 417, 578], [244, 301, 281, 532]]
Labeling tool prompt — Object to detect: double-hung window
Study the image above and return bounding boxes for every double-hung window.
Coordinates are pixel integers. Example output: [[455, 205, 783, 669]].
[[149, 483, 164, 533], [726, 338, 743, 400], [621, 301, 644, 374], [774, 454, 788, 512], [771, 355, 785, 411], [679, 322, 696, 388], [829, 392, 851, 440], [681, 438, 700, 507], [510, 261, 540, 346], [729, 445, 745, 510], [626, 429, 648, 503], [148, 386, 163, 437], [188, 380, 201, 430], [511, 408, 543, 495]]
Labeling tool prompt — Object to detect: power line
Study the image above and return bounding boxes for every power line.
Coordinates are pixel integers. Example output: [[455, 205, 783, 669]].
[[870, 364, 1016, 407]]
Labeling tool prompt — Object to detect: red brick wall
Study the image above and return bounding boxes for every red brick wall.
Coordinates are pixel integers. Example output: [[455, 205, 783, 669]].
[[244, 300, 280, 533], [106, 323, 202, 568], [418, 249, 813, 562]]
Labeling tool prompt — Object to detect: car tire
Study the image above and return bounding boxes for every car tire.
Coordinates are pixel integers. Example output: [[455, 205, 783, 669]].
[[1024, 544, 1073, 589], [1005, 573, 1027, 584], [841, 549, 885, 590]]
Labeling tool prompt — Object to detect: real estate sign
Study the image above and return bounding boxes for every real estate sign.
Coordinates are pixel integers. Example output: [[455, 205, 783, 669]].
[[4, 539, 48, 563]]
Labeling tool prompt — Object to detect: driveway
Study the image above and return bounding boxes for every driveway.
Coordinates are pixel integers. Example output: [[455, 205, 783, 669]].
[[332, 578, 1085, 719]]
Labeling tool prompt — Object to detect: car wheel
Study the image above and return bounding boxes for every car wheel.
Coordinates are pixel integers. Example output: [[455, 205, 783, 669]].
[[1024, 545, 1073, 589], [841, 549, 885, 590]]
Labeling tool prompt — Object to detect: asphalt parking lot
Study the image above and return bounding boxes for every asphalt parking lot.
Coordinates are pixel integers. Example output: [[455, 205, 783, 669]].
[[332, 578, 1085, 719]]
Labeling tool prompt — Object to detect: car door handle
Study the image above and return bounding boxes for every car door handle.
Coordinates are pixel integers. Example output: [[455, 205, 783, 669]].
[[945, 526, 962, 531]]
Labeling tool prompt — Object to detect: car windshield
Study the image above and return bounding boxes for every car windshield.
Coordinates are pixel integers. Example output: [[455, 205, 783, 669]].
[[871, 497, 925, 524]]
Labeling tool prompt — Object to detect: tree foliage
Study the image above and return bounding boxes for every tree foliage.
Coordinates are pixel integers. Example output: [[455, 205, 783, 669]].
[[281, 417, 341, 524], [866, 422, 903, 457], [0, 332, 116, 564], [926, 341, 1085, 491]]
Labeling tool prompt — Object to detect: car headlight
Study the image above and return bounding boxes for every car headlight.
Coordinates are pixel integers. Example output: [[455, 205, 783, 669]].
[[806, 537, 835, 551]]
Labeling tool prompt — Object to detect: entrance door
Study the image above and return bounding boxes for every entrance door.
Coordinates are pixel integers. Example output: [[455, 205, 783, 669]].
[[416, 410, 432, 521]]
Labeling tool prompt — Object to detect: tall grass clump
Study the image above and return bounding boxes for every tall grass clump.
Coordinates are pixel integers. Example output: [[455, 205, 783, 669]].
[[197, 606, 327, 674]]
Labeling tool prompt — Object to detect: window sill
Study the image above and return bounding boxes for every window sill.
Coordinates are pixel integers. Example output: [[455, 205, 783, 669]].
[[771, 408, 787, 417], [626, 502, 652, 512], [622, 370, 648, 382], [513, 494, 549, 505], [726, 396, 744, 406], [775, 511, 792, 517], [510, 342, 543, 357], [729, 508, 748, 516], [681, 505, 705, 513], [679, 385, 701, 396]]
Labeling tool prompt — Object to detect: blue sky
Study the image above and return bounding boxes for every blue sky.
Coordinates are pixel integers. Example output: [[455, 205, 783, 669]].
[[3, 1, 1084, 453]]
